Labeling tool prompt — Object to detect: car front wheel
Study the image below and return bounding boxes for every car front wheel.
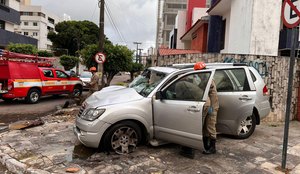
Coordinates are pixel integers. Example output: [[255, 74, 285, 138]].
[[236, 114, 256, 139], [103, 121, 142, 154]]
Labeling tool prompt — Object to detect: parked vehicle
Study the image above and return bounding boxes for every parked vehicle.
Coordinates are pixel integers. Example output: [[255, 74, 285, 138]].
[[0, 49, 83, 104], [74, 63, 270, 154], [79, 71, 92, 89]]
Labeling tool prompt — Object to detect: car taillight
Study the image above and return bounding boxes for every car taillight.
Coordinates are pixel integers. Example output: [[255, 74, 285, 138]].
[[8, 80, 13, 90], [263, 85, 268, 96]]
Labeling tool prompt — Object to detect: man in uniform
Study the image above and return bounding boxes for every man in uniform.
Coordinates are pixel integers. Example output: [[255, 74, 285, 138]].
[[85, 66, 100, 97], [179, 62, 219, 158]]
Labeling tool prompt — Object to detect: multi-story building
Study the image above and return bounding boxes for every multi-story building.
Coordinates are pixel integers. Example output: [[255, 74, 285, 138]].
[[14, 0, 61, 50], [156, 0, 187, 48], [0, 0, 37, 48]]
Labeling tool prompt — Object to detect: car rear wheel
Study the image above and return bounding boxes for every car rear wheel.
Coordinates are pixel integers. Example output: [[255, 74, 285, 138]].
[[26, 88, 40, 104], [103, 121, 142, 154], [236, 114, 256, 139]]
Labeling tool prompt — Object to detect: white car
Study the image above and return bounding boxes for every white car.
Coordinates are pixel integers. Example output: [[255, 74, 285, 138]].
[[74, 63, 270, 154], [80, 71, 92, 89]]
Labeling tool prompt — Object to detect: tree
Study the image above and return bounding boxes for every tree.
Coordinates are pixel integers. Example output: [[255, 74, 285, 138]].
[[7, 43, 37, 54], [37, 50, 54, 57], [48, 20, 99, 56], [80, 43, 133, 86], [59, 55, 79, 70], [128, 62, 144, 81]]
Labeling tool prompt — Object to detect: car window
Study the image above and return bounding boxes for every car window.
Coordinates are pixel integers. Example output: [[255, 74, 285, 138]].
[[163, 72, 211, 101], [43, 69, 54, 78], [129, 69, 167, 97], [250, 70, 257, 82], [214, 69, 250, 92], [55, 70, 68, 78]]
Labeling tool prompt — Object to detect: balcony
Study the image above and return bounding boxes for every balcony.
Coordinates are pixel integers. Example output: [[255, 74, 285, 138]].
[[0, 29, 37, 47], [0, 3, 20, 24]]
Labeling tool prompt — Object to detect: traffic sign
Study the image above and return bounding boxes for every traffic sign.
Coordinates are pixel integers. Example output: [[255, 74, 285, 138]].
[[95, 52, 106, 64], [282, 0, 300, 28]]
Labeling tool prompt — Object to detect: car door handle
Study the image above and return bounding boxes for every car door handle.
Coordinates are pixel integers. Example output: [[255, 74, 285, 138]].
[[239, 95, 252, 101], [187, 106, 201, 112]]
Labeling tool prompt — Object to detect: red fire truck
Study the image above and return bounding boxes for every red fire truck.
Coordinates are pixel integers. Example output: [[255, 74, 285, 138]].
[[0, 49, 83, 104]]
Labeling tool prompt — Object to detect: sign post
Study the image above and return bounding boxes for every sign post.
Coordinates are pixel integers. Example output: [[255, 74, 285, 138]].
[[281, 0, 299, 170]]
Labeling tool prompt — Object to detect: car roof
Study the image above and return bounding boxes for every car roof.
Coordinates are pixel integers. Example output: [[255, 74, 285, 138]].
[[148, 66, 177, 74], [172, 63, 248, 70]]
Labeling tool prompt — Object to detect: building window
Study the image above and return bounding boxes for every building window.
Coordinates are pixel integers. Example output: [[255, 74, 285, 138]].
[[0, 20, 5, 29], [21, 12, 33, 16], [24, 32, 28, 36], [166, 14, 176, 25], [48, 17, 55, 24], [33, 32, 38, 36], [24, 21, 28, 26], [38, 12, 46, 18], [33, 22, 38, 26]]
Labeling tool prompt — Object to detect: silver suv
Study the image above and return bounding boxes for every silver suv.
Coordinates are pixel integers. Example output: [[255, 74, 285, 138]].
[[74, 63, 270, 154]]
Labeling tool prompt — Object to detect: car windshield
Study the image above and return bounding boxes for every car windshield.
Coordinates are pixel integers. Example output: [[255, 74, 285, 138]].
[[129, 69, 167, 97], [80, 72, 92, 78]]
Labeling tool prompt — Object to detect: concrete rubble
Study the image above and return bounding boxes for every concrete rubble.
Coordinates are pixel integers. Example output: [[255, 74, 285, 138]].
[[0, 107, 300, 174]]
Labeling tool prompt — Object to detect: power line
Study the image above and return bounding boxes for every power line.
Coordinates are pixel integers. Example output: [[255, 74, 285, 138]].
[[105, 2, 126, 45]]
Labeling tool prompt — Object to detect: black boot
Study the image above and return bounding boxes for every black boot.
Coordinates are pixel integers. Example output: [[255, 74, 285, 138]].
[[179, 146, 195, 159], [202, 136, 210, 152], [202, 138, 216, 155]]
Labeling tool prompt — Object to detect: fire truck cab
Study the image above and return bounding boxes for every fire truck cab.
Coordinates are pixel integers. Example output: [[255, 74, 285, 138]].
[[0, 49, 83, 104]]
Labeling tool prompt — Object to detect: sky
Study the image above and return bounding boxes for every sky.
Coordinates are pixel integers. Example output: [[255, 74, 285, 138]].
[[31, 0, 157, 52]]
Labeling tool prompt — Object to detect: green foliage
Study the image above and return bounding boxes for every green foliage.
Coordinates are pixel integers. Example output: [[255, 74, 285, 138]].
[[129, 62, 144, 73], [80, 43, 134, 85], [7, 43, 37, 54], [37, 50, 54, 57], [80, 44, 98, 69], [48, 20, 100, 56], [59, 55, 79, 70]]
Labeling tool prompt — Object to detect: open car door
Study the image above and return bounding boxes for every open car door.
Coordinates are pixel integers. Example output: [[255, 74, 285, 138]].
[[152, 69, 215, 149]]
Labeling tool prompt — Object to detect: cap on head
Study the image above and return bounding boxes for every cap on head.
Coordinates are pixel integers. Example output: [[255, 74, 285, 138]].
[[89, 67, 97, 72], [194, 62, 206, 70]]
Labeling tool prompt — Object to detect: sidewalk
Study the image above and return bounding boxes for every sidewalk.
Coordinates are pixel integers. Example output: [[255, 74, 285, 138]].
[[0, 107, 300, 174]]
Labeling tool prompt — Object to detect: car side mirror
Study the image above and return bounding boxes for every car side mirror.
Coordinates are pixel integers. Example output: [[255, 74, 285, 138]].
[[155, 91, 163, 100]]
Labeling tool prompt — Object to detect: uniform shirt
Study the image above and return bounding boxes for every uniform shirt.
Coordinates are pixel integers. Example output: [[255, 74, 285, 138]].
[[204, 80, 219, 112], [89, 73, 100, 91]]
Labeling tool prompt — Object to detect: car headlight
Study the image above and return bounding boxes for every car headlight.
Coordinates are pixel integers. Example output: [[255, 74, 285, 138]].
[[81, 108, 105, 121]]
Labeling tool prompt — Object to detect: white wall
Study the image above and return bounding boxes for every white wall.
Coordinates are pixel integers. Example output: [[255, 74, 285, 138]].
[[8, 0, 20, 11], [192, 8, 208, 26], [250, 0, 281, 56], [176, 10, 186, 49], [224, 0, 253, 54], [5, 23, 14, 32]]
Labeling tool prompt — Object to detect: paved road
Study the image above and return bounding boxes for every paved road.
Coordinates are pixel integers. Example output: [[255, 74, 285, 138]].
[[0, 95, 71, 124], [0, 74, 131, 124]]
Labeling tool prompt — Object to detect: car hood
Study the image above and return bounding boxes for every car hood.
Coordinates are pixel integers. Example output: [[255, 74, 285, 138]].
[[85, 86, 143, 108]]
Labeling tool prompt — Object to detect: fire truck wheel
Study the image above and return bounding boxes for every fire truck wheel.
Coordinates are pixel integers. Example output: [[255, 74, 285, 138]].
[[26, 88, 41, 104], [72, 86, 82, 97]]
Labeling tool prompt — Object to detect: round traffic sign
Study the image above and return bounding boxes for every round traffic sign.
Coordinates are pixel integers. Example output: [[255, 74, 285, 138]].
[[282, 0, 300, 28], [95, 52, 106, 64]]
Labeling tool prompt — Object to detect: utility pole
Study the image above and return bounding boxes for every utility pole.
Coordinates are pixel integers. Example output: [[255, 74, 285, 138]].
[[98, 0, 105, 89], [133, 42, 142, 63], [138, 48, 143, 64]]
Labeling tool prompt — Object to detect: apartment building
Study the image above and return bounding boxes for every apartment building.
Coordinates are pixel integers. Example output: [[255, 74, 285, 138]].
[[0, 0, 37, 48], [156, 0, 187, 48], [14, 0, 61, 50]]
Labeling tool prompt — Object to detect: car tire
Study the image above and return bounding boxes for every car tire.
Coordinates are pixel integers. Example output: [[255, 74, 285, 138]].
[[102, 121, 142, 154], [26, 88, 40, 104], [72, 86, 82, 97], [235, 114, 256, 139]]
